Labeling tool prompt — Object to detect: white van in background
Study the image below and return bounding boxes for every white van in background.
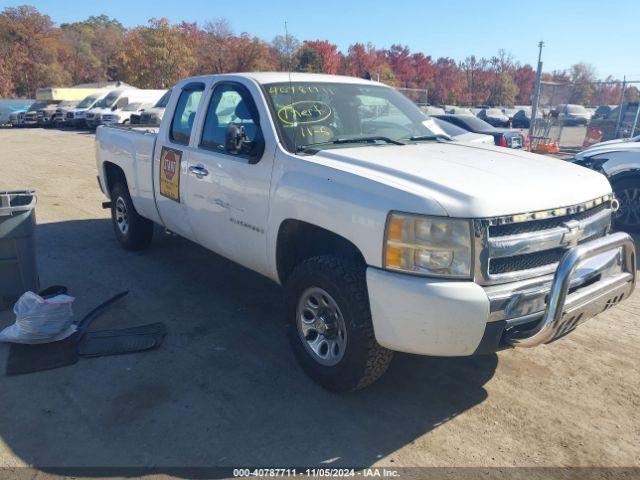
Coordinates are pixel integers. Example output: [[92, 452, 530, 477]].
[[85, 89, 165, 128], [64, 91, 111, 127], [100, 102, 155, 125]]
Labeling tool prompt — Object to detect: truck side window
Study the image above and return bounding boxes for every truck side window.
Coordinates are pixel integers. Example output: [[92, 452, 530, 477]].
[[200, 83, 262, 159], [170, 83, 204, 145]]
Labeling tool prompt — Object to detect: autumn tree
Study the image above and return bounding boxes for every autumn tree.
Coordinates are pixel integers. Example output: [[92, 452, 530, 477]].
[[460, 55, 491, 105], [512, 64, 535, 104], [271, 34, 300, 71], [429, 57, 463, 105], [0, 5, 70, 97], [59, 15, 124, 84], [568, 62, 597, 104], [118, 18, 196, 88], [297, 40, 341, 74]]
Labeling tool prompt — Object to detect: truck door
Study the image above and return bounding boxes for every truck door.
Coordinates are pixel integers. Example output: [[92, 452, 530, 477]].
[[153, 82, 206, 240], [184, 80, 275, 276]]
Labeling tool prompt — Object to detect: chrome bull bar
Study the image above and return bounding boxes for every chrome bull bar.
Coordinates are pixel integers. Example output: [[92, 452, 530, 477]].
[[506, 232, 636, 347]]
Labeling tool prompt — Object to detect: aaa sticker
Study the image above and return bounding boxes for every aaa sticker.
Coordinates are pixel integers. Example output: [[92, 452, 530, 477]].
[[159, 147, 182, 202]]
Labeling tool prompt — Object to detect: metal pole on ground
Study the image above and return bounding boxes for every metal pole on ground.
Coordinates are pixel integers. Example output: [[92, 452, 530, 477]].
[[630, 99, 640, 138], [615, 77, 626, 138], [529, 41, 544, 147]]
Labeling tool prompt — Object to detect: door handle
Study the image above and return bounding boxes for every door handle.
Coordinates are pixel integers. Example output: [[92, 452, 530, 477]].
[[189, 165, 209, 177]]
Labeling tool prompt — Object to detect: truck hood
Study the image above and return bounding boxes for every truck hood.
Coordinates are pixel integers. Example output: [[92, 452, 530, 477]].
[[311, 142, 611, 218]]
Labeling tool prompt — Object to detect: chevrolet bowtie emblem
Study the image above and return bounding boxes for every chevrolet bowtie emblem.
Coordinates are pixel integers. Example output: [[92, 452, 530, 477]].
[[561, 220, 583, 247]]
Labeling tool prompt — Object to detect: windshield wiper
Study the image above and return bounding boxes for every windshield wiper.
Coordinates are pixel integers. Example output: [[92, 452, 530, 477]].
[[333, 136, 406, 145], [405, 134, 451, 142], [296, 136, 405, 153]]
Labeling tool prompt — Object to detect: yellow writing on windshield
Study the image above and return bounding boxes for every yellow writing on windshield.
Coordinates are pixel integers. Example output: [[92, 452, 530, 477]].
[[277, 100, 332, 125], [268, 85, 335, 96], [299, 125, 333, 138]]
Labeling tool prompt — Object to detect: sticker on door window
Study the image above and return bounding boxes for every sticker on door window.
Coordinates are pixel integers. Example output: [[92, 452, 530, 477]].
[[159, 146, 182, 202]]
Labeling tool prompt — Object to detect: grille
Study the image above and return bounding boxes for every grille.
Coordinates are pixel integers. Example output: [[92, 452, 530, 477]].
[[66, 112, 74, 119], [479, 200, 611, 283], [489, 248, 565, 275], [489, 202, 609, 237]]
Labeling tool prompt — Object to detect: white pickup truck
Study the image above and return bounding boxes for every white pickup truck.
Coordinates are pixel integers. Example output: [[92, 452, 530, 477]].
[[96, 73, 636, 392]]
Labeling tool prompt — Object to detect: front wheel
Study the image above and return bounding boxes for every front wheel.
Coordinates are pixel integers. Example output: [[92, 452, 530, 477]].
[[612, 178, 640, 233], [285, 255, 393, 392], [110, 182, 154, 250]]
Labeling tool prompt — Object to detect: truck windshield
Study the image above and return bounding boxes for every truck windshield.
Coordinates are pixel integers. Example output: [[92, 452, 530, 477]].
[[76, 95, 99, 109], [94, 91, 120, 109], [263, 82, 439, 152]]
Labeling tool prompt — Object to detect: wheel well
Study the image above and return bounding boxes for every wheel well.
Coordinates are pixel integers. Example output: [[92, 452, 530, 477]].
[[610, 170, 640, 187], [276, 220, 366, 284], [103, 162, 127, 194]]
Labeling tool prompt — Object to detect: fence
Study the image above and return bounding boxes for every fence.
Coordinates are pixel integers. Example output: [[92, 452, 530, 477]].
[[530, 79, 640, 154]]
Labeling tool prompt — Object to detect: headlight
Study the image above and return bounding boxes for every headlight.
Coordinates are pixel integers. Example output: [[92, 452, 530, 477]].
[[383, 212, 472, 278]]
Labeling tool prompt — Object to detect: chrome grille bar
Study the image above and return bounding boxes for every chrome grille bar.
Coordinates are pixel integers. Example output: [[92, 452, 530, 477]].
[[473, 198, 614, 286], [488, 208, 611, 259]]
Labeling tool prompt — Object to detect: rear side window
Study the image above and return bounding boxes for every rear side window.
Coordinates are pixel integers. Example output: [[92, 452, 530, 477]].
[[170, 83, 204, 145]]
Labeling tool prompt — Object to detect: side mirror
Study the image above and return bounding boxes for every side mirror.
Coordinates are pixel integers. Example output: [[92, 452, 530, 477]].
[[111, 105, 117, 111], [225, 124, 248, 155]]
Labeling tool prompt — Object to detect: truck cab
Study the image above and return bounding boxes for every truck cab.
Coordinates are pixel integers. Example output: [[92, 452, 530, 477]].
[[96, 73, 636, 392]]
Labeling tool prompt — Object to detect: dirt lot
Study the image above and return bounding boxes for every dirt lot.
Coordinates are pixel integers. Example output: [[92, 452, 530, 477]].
[[0, 128, 639, 473]]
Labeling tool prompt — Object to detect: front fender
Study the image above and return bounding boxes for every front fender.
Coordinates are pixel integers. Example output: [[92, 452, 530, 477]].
[[268, 168, 447, 270]]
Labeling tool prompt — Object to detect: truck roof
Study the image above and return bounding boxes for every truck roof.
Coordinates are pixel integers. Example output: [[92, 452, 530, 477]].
[[183, 72, 386, 87]]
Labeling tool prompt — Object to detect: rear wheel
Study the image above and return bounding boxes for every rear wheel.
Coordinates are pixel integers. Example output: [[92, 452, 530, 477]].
[[612, 178, 640, 232], [110, 182, 154, 250], [285, 255, 393, 392]]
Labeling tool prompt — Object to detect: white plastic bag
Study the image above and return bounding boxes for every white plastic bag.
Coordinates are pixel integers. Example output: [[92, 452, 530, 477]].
[[0, 291, 76, 344]]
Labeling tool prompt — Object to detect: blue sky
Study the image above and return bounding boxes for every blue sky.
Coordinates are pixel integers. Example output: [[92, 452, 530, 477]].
[[2, 0, 638, 79]]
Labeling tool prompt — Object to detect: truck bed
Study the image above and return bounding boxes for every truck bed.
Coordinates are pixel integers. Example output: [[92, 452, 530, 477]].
[[95, 124, 162, 224]]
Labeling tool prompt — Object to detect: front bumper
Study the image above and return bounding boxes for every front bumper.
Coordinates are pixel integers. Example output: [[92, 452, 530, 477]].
[[366, 232, 636, 356]]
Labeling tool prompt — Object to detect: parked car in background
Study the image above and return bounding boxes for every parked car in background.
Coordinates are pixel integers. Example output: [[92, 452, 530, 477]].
[[420, 105, 445, 116], [36, 103, 60, 126], [0, 99, 35, 125], [477, 108, 510, 127], [587, 134, 640, 148], [101, 102, 154, 125], [511, 108, 534, 129], [559, 104, 592, 125], [131, 89, 172, 125], [593, 105, 616, 120], [51, 100, 81, 127], [502, 107, 519, 120], [589, 103, 639, 140], [18, 101, 50, 126], [65, 92, 110, 127], [448, 106, 473, 115], [434, 114, 525, 148], [431, 117, 495, 145], [86, 88, 165, 128], [573, 142, 640, 231]]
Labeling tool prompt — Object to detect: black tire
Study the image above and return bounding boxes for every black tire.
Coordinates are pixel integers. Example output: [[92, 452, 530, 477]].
[[110, 181, 154, 250], [285, 255, 393, 392], [612, 178, 640, 233]]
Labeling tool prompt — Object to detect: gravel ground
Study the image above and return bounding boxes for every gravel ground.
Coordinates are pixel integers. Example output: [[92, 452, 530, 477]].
[[0, 128, 638, 476]]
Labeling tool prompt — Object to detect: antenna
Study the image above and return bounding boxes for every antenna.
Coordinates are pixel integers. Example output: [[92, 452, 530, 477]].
[[285, 21, 297, 152]]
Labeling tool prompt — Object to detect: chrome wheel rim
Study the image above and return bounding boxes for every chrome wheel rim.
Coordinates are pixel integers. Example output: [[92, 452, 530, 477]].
[[296, 287, 347, 366], [115, 197, 129, 235], [615, 188, 640, 227]]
